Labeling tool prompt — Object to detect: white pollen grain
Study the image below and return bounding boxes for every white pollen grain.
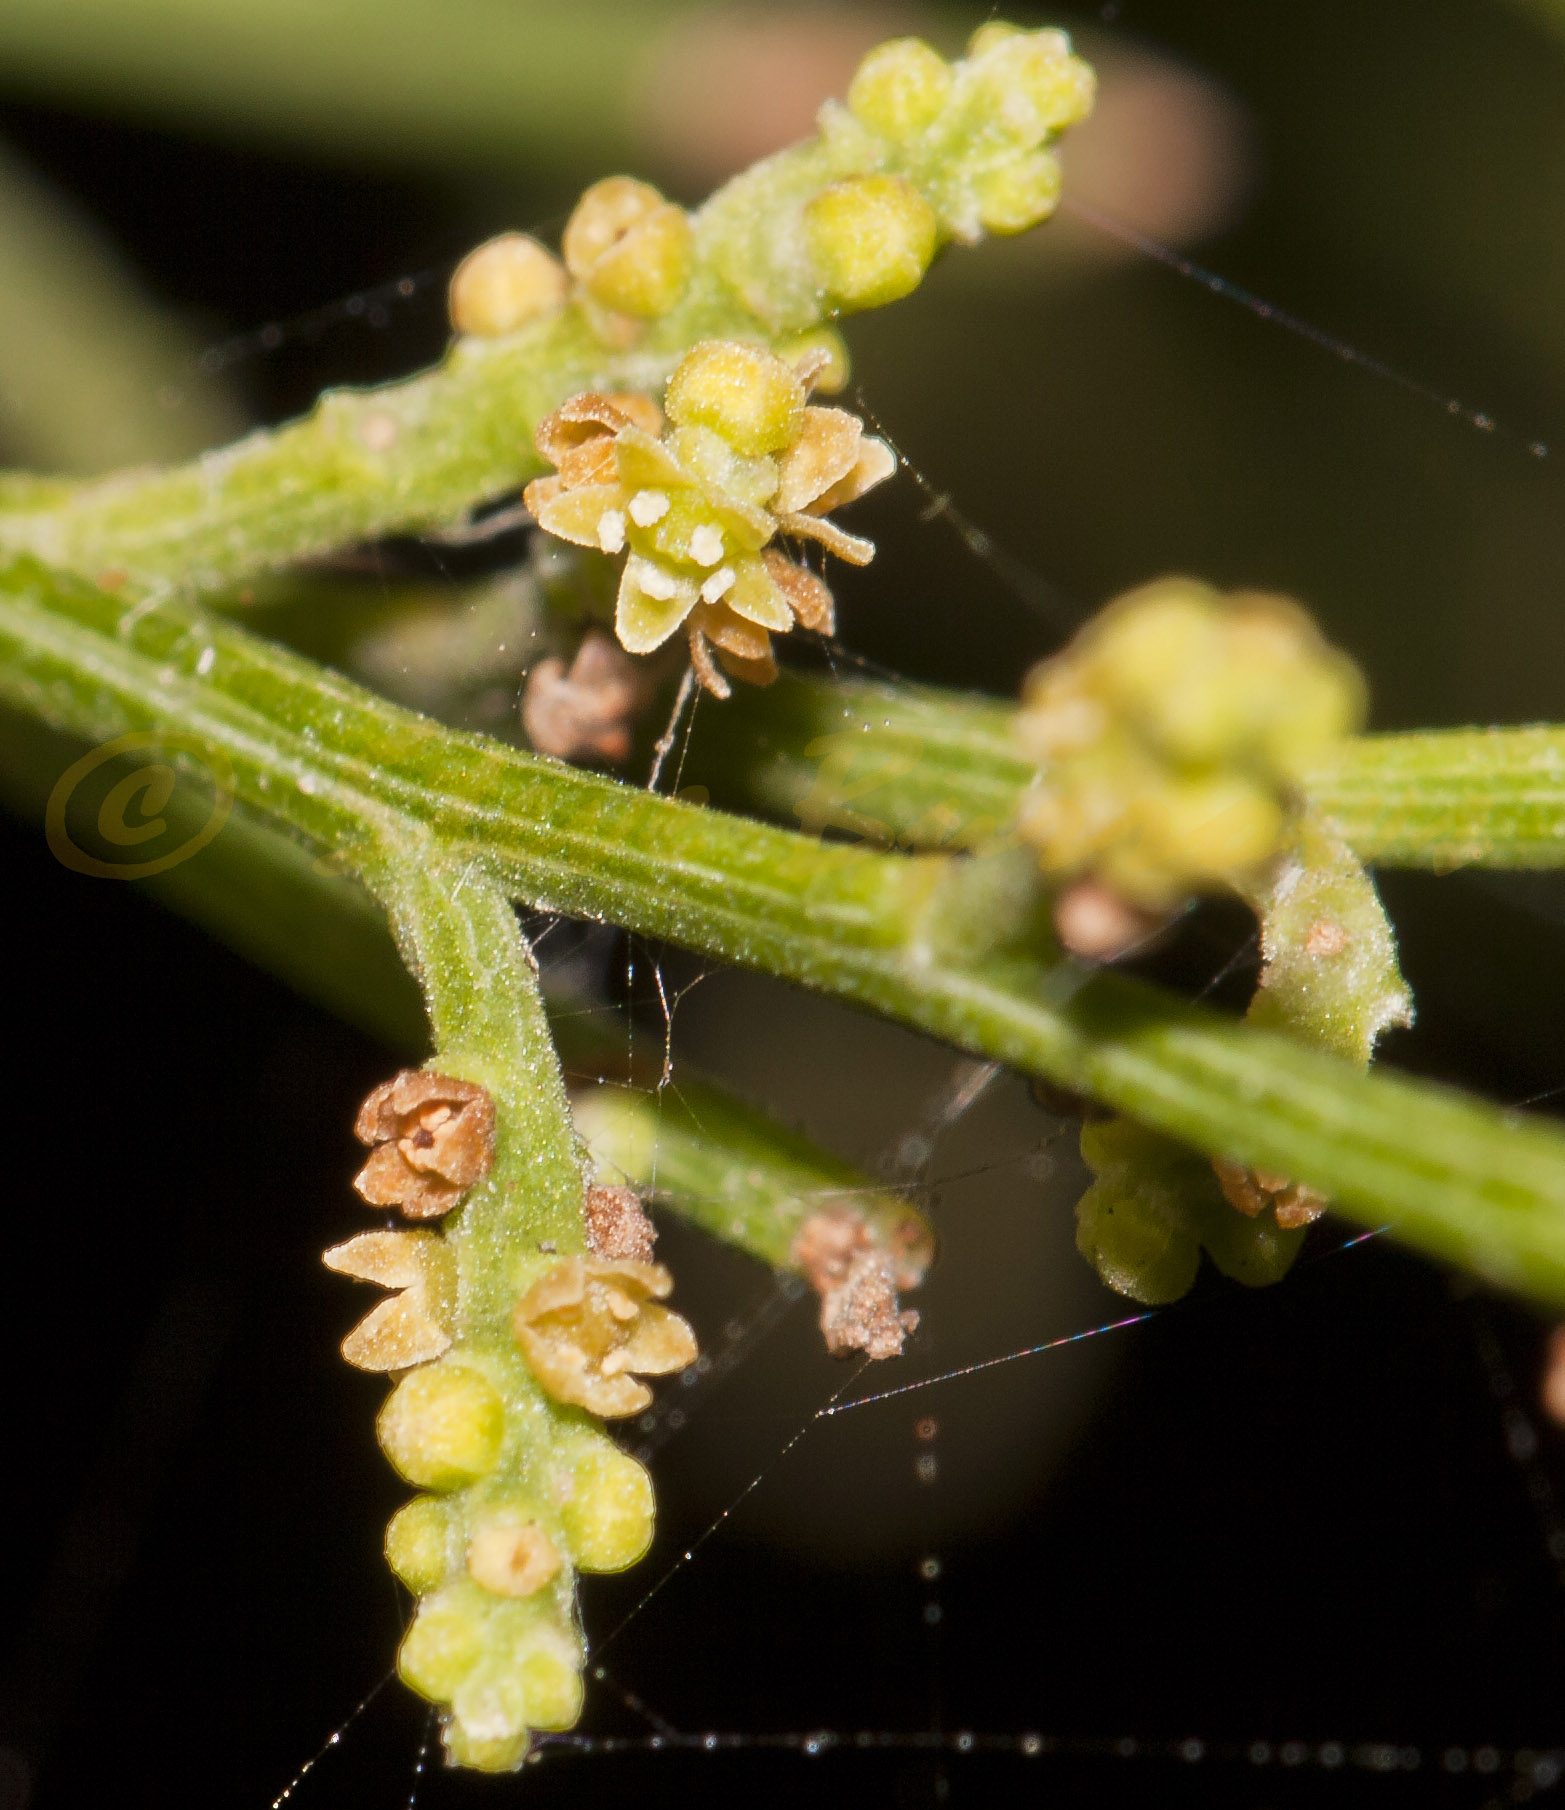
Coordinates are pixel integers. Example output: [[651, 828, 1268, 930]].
[[628, 489, 670, 526], [637, 562, 677, 601], [700, 566, 736, 603], [596, 510, 627, 554], [690, 524, 724, 566]]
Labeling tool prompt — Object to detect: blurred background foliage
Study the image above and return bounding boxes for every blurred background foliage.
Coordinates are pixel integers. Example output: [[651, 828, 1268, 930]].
[[8, 4, 1565, 1807]]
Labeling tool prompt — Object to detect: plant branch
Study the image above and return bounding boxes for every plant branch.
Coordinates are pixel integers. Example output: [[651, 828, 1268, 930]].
[[6, 556, 1565, 1299]]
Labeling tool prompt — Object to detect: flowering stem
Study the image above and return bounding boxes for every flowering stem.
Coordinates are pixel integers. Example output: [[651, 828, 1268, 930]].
[[701, 669, 1565, 870], [6, 556, 1565, 1300]]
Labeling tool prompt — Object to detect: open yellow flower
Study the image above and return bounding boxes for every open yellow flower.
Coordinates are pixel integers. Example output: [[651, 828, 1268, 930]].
[[522, 342, 895, 696]]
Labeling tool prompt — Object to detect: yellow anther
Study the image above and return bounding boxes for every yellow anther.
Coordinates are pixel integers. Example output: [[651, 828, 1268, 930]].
[[562, 175, 692, 319], [805, 174, 939, 311], [448, 233, 567, 337]]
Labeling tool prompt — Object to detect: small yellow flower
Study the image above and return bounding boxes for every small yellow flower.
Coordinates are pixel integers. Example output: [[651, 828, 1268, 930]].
[[512, 1256, 697, 1418], [523, 342, 894, 697]]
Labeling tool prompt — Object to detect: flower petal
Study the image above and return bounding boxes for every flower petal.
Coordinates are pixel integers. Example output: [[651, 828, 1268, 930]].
[[688, 628, 732, 698], [762, 551, 835, 634], [775, 406, 862, 514], [809, 434, 897, 514], [779, 511, 876, 566], [613, 425, 690, 491], [615, 557, 698, 653], [533, 482, 629, 549], [341, 1292, 453, 1372], [722, 555, 794, 631]]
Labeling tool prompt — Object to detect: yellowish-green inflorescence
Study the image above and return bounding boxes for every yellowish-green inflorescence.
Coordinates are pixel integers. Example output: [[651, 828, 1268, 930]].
[[1015, 578, 1367, 912], [327, 1060, 697, 1773]]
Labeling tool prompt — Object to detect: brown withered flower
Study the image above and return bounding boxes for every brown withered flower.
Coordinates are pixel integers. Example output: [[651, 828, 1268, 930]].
[[512, 1256, 697, 1417], [521, 630, 650, 764], [354, 1069, 497, 1219], [582, 1184, 658, 1263], [793, 1204, 922, 1360], [322, 1229, 458, 1371], [1212, 1158, 1327, 1231]]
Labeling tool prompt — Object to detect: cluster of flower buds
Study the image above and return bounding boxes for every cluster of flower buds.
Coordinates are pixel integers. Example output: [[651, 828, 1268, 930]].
[[1074, 1116, 1309, 1305], [524, 339, 894, 695], [448, 174, 694, 346], [324, 1070, 698, 1770], [1015, 578, 1366, 917], [837, 25, 1095, 248]]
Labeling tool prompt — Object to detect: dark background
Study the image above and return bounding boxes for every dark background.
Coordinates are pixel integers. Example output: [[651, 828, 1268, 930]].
[[3, 3, 1565, 1805]]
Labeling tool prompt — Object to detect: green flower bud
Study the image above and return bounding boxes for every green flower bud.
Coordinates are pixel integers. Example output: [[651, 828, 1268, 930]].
[[1193, 1189, 1306, 1289], [398, 1578, 492, 1702], [448, 1605, 584, 1763], [775, 326, 852, 395], [847, 38, 953, 140], [448, 233, 567, 337], [385, 1495, 455, 1594], [560, 1438, 656, 1572], [1076, 1118, 1205, 1304], [805, 174, 939, 311], [377, 1362, 505, 1490], [972, 149, 1064, 234], [664, 340, 805, 457], [562, 176, 692, 320]]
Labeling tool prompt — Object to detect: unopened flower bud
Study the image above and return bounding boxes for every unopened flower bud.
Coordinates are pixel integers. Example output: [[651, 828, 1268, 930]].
[[663, 339, 805, 456], [385, 1495, 455, 1595], [449, 1610, 583, 1764], [377, 1362, 506, 1490], [448, 234, 567, 337], [398, 1578, 492, 1702], [972, 149, 1064, 234], [562, 176, 692, 319], [847, 37, 953, 139], [558, 1438, 656, 1572], [1075, 1118, 1202, 1304], [805, 174, 938, 311]]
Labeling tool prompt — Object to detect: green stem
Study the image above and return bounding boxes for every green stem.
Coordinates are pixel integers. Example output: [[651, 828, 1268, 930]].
[[572, 1079, 932, 1276], [6, 554, 1565, 1300], [702, 670, 1565, 871]]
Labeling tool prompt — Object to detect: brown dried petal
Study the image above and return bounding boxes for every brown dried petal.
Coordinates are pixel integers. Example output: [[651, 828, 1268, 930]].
[[777, 510, 876, 566], [819, 1251, 919, 1360], [688, 628, 732, 699], [716, 646, 780, 689], [1213, 1158, 1327, 1228], [809, 435, 897, 515], [794, 1206, 920, 1360], [556, 436, 621, 490], [774, 406, 863, 515], [691, 599, 773, 662], [522, 632, 647, 764], [353, 1070, 496, 1220], [762, 551, 835, 634], [534, 390, 662, 465], [584, 1184, 657, 1262]]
